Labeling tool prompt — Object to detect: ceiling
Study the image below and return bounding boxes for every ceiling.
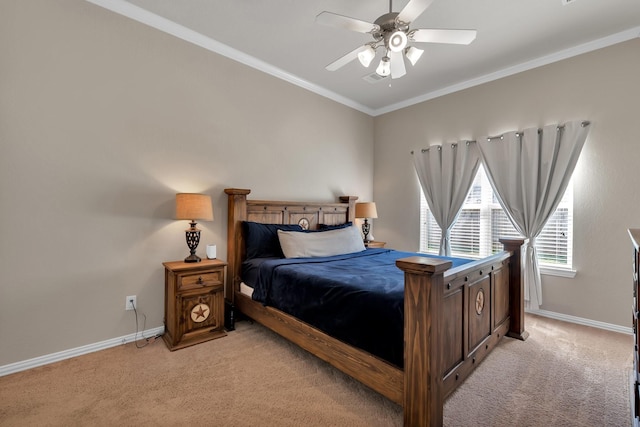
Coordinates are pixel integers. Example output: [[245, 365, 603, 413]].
[[88, 0, 640, 116]]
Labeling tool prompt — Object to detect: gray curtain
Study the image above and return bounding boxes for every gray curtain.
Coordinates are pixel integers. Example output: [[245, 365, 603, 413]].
[[413, 141, 480, 256], [477, 121, 591, 310]]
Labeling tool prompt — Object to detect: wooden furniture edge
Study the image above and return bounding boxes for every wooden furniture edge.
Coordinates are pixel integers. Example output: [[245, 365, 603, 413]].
[[628, 228, 640, 426], [396, 256, 450, 424], [629, 229, 640, 251], [500, 237, 529, 341], [224, 188, 250, 304], [395, 238, 525, 426]]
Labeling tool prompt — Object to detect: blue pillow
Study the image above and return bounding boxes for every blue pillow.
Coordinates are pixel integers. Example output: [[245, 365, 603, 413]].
[[242, 221, 303, 259], [317, 222, 353, 231]]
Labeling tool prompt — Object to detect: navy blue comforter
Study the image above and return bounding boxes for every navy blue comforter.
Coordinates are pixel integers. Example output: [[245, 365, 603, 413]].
[[243, 249, 472, 367]]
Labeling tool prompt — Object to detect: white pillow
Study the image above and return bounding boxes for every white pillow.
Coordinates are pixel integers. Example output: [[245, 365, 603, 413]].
[[277, 226, 366, 258]]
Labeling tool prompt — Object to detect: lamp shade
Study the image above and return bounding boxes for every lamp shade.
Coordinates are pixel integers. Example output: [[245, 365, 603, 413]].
[[357, 45, 376, 67], [376, 57, 391, 77], [355, 202, 378, 219], [405, 46, 424, 66], [175, 193, 213, 221]]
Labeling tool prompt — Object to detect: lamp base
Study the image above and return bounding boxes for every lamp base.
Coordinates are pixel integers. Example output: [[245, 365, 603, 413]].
[[184, 254, 201, 263], [361, 219, 371, 243], [184, 224, 202, 263]]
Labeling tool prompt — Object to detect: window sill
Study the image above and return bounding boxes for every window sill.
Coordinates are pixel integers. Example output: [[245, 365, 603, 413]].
[[540, 267, 576, 278]]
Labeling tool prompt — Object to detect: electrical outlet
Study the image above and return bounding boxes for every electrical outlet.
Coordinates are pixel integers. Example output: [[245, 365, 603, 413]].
[[125, 295, 137, 311]]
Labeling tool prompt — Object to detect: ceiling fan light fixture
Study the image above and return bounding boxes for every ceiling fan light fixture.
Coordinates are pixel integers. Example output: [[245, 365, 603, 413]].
[[405, 46, 424, 66], [357, 46, 376, 67], [388, 30, 408, 52], [317, 1, 478, 80], [376, 56, 391, 77]]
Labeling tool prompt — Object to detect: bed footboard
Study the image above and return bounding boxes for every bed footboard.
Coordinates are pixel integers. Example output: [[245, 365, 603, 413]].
[[396, 256, 451, 425], [396, 238, 525, 426]]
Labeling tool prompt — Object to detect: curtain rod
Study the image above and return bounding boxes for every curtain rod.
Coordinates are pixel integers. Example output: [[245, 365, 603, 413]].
[[485, 121, 590, 142], [411, 121, 591, 152], [411, 140, 475, 154]]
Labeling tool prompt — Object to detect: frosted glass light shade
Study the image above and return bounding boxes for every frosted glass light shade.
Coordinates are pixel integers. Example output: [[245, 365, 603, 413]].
[[388, 30, 408, 52], [376, 57, 391, 76], [405, 46, 424, 66], [357, 46, 376, 67]]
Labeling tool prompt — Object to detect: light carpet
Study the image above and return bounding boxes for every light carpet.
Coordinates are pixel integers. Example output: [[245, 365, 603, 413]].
[[0, 314, 632, 426]]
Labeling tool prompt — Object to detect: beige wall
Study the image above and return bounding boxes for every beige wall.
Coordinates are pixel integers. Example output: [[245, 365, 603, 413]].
[[1, 0, 637, 368], [0, 0, 373, 365], [373, 38, 640, 327]]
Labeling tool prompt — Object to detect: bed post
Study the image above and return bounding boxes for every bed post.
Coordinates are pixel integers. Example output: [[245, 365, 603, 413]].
[[500, 238, 528, 341], [396, 256, 453, 427], [224, 188, 251, 305], [339, 196, 358, 223]]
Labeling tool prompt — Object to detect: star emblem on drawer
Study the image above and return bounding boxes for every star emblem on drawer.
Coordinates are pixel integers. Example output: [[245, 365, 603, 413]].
[[190, 303, 210, 323]]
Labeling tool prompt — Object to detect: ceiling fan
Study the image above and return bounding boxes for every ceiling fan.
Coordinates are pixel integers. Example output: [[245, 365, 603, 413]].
[[316, 0, 477, 79]]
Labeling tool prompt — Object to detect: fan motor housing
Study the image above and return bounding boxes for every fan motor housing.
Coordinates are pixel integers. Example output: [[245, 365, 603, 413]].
[[372, 12, 409, 45]]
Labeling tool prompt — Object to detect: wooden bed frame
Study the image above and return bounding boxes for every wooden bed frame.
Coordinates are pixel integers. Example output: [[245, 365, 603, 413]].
[[225, 188, 527, 426]]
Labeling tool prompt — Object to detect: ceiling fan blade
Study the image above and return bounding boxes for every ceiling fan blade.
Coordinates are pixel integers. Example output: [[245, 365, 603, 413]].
[[389, 51, 406, 79], [411, 29, 477, 45], [316, 11, 379, 34], [325, 45, 369, 71], [397, 0, 436, 24]]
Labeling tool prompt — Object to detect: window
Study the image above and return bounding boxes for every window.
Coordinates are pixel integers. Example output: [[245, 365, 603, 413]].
[[419, 164, 573, 272]]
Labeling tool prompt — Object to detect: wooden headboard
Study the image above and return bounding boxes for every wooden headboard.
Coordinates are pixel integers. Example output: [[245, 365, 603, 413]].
[[224, 188, 358, 303]]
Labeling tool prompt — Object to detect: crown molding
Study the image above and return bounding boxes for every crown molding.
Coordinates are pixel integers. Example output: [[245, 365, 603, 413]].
[[86, 1, 639, 117], [85, 0, 376, 116], [373, 26, 640, 116]]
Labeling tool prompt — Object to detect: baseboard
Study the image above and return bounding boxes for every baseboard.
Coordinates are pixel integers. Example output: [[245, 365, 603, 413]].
[[528, 308, 632, 335], [0, 309, 631, 377], [0, 326, 165, 377]]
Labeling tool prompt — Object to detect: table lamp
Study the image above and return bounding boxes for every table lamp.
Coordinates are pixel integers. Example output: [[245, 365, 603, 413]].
[[175, 193, 213, 263], [355, 202, 378, 243]]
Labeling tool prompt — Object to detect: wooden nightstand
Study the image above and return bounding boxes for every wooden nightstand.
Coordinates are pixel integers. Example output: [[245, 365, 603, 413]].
[[162, 259, 227, 351], [365, 241, 386, 248]]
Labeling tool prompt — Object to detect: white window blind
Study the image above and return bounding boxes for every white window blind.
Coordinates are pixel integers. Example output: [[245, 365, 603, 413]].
[[419, 164, 573, 270]]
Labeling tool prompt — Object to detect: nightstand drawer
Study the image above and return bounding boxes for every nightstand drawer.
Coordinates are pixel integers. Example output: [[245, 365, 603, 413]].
[[178, 270, 223, 291]]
